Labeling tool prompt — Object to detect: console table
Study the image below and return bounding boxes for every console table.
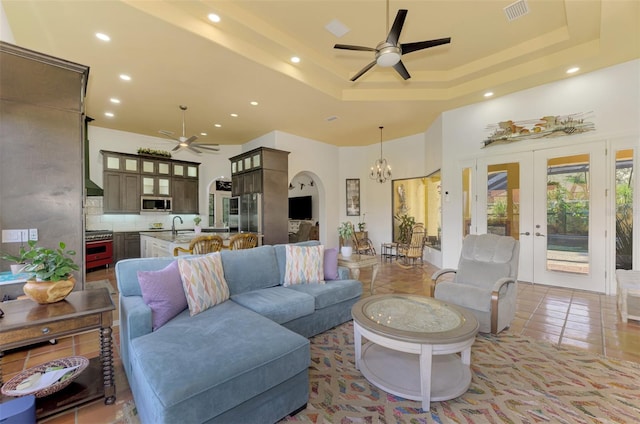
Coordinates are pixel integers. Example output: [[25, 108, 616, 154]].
[[338, 254, 379, 294], [0, 289, 116, 419]]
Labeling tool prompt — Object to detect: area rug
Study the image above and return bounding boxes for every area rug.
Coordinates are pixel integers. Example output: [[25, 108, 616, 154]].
[[86, 279, 116, 294], [121, 321, 640, 423], [280, 321, 640, 423]]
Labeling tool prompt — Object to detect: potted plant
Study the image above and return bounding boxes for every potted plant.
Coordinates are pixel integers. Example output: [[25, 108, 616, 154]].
[[21, 240, 79, 304], [0, 243, 30, 274], [193, 216, 202, 234], [338, 222, 354, 257], [358, 213, 366, 232], [394, 213, 415, 244]]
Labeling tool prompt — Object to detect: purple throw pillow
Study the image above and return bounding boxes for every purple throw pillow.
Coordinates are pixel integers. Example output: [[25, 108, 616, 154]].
[[137, 261, 188, 331], [324, 247, 339, 280]]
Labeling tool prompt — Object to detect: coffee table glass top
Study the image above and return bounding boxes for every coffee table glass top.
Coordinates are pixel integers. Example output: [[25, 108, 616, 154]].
[[352, 294, 479, 343], [364, 295, 461, 333]]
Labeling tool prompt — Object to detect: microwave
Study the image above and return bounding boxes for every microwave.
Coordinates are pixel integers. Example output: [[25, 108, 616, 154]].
[[141, 197, 172, 213]]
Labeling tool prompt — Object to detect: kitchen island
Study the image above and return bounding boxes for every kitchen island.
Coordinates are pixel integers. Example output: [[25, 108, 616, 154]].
[[139, 231, 256, 257]]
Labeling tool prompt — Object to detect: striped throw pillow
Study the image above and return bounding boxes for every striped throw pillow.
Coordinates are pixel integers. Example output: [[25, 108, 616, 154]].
[[283, 244, 325, 287], [178, 252, 229, 316]]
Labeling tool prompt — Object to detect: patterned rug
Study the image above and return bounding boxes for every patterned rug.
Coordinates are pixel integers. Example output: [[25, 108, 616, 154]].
[[280, 321, 640, 424]]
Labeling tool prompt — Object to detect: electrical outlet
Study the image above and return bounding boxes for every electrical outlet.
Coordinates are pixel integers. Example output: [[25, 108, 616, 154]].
[[29, 228, 38, 241]]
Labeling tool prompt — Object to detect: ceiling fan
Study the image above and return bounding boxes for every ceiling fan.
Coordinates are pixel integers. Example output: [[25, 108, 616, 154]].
[[158, 105, 220, 154], [334, 2, 451, 81]]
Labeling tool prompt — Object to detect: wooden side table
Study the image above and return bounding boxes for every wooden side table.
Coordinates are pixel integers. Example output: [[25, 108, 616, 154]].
[[338, 254, 379, 294], [0, 288, 116, 419]]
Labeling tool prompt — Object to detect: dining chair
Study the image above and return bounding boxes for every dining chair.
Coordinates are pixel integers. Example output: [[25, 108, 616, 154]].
[[228, 233, 259, 250], [173, 235, 224, 256]]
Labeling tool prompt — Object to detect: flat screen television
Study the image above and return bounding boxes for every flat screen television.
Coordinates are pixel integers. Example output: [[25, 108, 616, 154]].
[[288, 196, 312, 220]]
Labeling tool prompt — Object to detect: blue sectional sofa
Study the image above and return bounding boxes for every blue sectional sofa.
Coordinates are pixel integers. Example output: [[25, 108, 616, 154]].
[[116, 241, 362, 424]]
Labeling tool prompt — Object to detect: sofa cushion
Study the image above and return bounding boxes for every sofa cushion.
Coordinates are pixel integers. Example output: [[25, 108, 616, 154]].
[[283, 244, 325, 286], [137, 260, 187, 331], [286, 279, 362, 310], [178, 253, 229, 316], [129, 301, 309, 423], [323, 247, 339, 280], [230, 287, 315, 324], [220, 245, 281, 295]]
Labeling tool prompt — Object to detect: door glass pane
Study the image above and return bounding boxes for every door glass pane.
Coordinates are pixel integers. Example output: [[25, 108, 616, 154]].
[[462, 167, 472, 237], [546, 154, 589, 274], [142, 161, 154, 173], [187, 166, 198, 177], [125, 159, 138, 171], [486, 163, 519, 239], [158, 163, 170, 174], [616, 149, 633, 270]]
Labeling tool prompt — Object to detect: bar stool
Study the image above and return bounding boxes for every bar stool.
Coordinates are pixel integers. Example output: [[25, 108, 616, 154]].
[[615, 269, 640, 323]]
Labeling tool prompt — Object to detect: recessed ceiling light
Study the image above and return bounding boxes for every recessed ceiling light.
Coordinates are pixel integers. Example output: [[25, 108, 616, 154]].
[[104, 112, 114, 118], [110, 98, 120, 104], [208, 13, 221, 23], [566, 67, 580, 74], [200, 132, 208, 136], [119, 74, 131, 81], [96, 32, 110, 42], [230, 113, 238, 118], [250, 101, 258, 106], [290, 56, 301, 63], [214, 124, 222, 128], [484, 91, 494, 98]]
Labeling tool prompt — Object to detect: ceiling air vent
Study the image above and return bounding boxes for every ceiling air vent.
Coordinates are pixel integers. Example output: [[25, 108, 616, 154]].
[[504, 0, 529, 22]]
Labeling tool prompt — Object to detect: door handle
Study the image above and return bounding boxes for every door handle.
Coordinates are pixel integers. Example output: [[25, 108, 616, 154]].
[[519, 232, 530, 236], [535, 232, 546, 237]]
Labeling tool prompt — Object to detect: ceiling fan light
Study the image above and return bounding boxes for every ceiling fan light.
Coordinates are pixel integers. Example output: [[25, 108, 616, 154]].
[[376, 51, 400, 67]]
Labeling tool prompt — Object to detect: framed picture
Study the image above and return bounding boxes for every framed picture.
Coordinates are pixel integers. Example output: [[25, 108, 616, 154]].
[[346, 178, 360, 216]]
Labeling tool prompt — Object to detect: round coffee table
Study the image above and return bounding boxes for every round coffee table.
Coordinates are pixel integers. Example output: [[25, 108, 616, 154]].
[[351, 294, 479, 410]]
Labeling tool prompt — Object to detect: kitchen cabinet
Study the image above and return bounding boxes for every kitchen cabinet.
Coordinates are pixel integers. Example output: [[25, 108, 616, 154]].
[[103, 172, 140, 213], [113, 232, 141, 263], [229, 147, 289, 245], [101, 151, 199, 214], [172, 178, 198, 214]]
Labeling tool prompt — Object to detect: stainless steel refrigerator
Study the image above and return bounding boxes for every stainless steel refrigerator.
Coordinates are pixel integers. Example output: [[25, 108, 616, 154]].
[[238, 193, 262, 234]]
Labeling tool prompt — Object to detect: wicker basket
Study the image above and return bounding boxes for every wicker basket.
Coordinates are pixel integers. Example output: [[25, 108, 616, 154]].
[[1, 356, 89, 398]]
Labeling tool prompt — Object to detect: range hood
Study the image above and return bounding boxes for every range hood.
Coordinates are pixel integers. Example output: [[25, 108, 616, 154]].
[[84, 116, 103, 196]]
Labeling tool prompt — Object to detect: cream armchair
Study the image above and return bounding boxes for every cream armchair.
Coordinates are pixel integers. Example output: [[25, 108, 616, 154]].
[[432, 234, 519, 334]]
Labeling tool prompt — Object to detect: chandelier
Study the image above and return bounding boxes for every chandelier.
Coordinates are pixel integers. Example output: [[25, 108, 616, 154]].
[[370, 126, 392, 183]]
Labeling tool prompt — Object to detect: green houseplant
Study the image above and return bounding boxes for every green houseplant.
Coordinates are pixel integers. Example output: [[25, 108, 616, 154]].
[[0, 243, 30, 274], [21, 240, 79, 304], [338, 222, 355, 257], [394, 213, 415, 244]]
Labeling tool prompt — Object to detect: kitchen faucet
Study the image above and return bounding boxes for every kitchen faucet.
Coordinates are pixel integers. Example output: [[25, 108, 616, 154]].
[[172, 216, 183, 235]]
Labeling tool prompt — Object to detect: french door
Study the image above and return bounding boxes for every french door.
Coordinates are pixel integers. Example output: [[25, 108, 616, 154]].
[[477, 142, 606, 292]]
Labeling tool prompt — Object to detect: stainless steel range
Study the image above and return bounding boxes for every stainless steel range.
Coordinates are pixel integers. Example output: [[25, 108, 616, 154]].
[[85, 230, 113, 270]]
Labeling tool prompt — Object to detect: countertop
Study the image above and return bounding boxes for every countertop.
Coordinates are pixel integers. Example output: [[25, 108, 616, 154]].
[[139, 231, 241, 244]]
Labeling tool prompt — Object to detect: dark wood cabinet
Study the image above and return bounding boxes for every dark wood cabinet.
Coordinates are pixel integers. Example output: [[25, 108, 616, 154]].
[[103, 172, 140, 213], [229, 147, 289, 245], [113, 232, 141, 263], [172, 178, 199, 214], [101, 151, 199, 214]]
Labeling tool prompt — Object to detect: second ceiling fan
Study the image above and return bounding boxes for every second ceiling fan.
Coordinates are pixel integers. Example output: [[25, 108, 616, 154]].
[[159, 105, 220, 154], [334, 3, 451, 82]]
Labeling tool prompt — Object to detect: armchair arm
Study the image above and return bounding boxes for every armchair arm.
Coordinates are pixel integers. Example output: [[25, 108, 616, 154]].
[[490, 277, 517, 335], [430, 268, 457, 297]]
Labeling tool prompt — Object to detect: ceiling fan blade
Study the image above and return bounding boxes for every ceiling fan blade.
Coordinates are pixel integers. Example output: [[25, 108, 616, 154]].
[[184, 135, 198, 144], [159, 130, 180, 142], [171, 144, 183, 152], [386, 9, 408, 46], [334, 44, 376, 52], [188, 145, 202, 154], [393, 60, 410, 80], [401, 37, 451, 55], [194, 144, 220, 152], [350, 60, 377, 81]]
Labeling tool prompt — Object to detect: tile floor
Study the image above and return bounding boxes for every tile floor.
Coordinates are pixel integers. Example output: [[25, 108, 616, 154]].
[[1, 259, 639, 423]]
